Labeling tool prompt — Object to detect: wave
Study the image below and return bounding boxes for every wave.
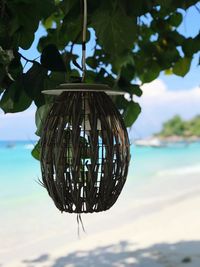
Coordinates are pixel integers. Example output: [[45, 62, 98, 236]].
[[156, 164, 200, 176]]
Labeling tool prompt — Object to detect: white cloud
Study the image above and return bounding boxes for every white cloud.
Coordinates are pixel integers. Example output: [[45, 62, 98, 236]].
[[131, 79, 200, 138], [0, 108, 35, 119], [140, 79, 200, 106]]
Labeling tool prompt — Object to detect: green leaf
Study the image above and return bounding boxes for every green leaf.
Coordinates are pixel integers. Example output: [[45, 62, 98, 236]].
[[60, 0, 79, 16], [117, 76, 142, 97], [91, 8, 136, 56], [114, 95, 129, 110], [45, 71, 66, 89], [164, 68, 173, 75], [0, 47, 15, 84], [13, 30, 35, 50], [0, 19, 10, 48], [0, 88, 4, 95], [168, 12, 183, 27], [8, 51, 23, 80], [59, 0, 91, 44], [22, 63, 48, 107], [41, 44, 66, 72], [119, 1, 147, 17], [61, 16, 82, 44], [119, 63, 136, 82], [31, 141, 41, 161], [7, 0, 55, 49], [140, 62, 160, 83], [129, 84, 143, 97], [86, 57, 99, 69], [123, 101, 141, 127], [0, 47, 14, 65], [173, 57, 192, 77], [0, 66, 6, 83], [112, 53, 135, 73], [182, 34, 200, 57], [42, 14, 55, 29], [0, 80, 32, 113], [35, 103, 52, 137]]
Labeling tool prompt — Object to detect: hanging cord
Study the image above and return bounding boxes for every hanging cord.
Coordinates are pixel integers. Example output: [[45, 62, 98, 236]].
[[76, 0, 88, 238], [77, 213, 86, 238], [81, 0, 87, 82]]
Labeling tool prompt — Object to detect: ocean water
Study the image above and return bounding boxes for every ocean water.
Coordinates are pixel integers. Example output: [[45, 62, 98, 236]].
[[0, 141, 41, 203], [0, 140, 200, 206], [0, 140, 200, 264]]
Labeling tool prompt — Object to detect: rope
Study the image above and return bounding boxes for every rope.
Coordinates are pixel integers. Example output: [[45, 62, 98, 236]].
[[81, 0, 87, 82], [77, 213, 86, 238]]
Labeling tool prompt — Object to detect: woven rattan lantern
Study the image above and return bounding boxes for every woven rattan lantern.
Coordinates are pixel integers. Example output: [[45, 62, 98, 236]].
[[41, 84, 130, 213], [40, 0, 130, 214]]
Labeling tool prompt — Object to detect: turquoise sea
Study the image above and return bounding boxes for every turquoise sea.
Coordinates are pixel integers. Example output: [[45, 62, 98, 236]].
[[0, 140, 200, 265], [0, 140, 200, 208]]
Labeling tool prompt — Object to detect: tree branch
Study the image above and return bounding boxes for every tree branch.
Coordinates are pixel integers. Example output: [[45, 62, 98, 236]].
[[195, 4, 200, 14], [18, 53, 36, 64]]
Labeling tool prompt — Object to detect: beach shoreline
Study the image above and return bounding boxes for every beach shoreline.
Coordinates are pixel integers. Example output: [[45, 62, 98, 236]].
[[2, 170, 200, 267]]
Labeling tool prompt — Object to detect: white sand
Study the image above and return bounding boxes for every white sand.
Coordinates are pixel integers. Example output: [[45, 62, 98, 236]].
[[1, 170, 200, 267]]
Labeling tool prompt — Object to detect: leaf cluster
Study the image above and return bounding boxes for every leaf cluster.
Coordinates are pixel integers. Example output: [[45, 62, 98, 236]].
[[0, 0, 199, 153]]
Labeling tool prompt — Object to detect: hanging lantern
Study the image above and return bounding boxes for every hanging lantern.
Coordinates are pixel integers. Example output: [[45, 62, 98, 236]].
[[40, 83, 130, 213], [40, 0, 131, 213]]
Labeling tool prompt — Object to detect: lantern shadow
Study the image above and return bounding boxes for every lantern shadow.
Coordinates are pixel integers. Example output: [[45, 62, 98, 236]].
[[22, 240, 200, 267], [23, 254, 49, 264]]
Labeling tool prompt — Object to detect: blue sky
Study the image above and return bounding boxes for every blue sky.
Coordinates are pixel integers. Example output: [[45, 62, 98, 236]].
[[0, 5, 199, 140]]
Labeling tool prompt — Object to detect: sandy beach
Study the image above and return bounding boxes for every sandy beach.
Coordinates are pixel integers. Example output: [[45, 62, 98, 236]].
[[1, 161, 200, 267]]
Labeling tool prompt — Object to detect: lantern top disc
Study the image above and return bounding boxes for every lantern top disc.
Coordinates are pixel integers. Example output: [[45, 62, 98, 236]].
[[42, 83, 126, 96]]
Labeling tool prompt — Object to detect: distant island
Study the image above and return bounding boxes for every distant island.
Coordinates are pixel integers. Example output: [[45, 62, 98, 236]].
[[132, 115, 200, 147], [155, 115, 200, 142]]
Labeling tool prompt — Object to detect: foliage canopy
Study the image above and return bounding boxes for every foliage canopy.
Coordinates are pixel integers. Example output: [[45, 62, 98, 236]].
[[0, 0, 199, 148]]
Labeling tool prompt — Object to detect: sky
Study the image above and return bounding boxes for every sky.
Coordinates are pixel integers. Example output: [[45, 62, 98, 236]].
[[0, 5, 199, 140]]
